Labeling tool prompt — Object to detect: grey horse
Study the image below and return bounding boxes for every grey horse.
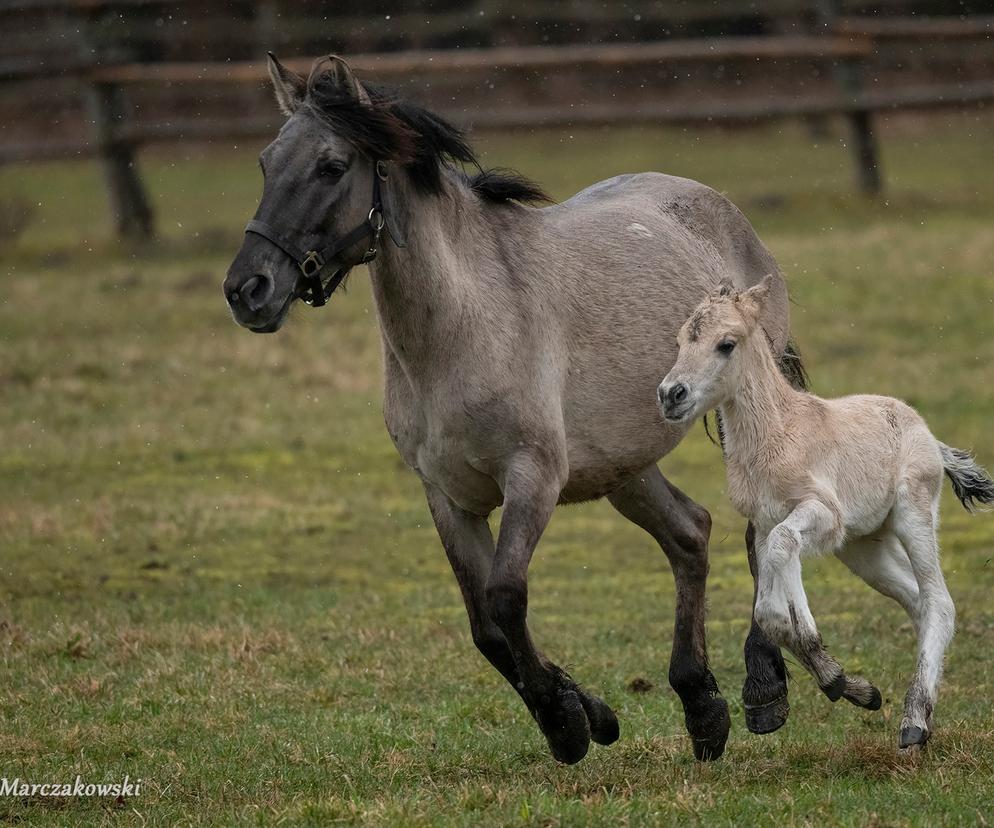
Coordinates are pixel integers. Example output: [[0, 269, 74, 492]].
[[224, 54, 802, 764]]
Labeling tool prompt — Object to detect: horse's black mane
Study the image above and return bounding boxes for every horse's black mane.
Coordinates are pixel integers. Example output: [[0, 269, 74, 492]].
[[305, 70, 551, 205]]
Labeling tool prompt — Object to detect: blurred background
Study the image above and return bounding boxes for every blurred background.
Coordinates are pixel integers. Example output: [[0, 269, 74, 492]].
[[2, 2, 994, 824]]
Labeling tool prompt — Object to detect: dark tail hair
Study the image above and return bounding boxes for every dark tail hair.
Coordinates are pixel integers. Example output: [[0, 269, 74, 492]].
[[704, 338, 808, 447], [940, 443, 994, 512]]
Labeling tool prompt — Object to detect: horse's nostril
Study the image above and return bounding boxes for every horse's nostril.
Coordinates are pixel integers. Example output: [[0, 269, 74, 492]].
[[239, 275, 274, 312], [671, 383, 688, 404]]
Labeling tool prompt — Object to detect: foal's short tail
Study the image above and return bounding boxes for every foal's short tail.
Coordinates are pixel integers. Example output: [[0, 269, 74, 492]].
[[940, 443, 994, 512]]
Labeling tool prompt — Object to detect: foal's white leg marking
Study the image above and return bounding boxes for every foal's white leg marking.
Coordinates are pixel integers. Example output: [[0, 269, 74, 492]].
[[836, 533, 921, 631], [755, 500, 880, 708], [891, 481, 956, 747]]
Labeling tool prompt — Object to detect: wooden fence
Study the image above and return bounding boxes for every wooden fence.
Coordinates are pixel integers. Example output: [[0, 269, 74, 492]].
[[2, 1, 993, 238]]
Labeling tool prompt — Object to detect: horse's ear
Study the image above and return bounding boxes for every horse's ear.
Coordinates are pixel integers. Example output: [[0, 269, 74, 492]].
[[308, 54, 371, 104], [267, 52, 306, 116]]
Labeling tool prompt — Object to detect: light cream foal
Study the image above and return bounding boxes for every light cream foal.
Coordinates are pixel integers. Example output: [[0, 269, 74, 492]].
[[658, 275, 994, 751]]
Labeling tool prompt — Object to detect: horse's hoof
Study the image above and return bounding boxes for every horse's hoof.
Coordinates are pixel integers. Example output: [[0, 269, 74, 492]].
[[687, 696, 731, 761], [899, 724, 929, 751], [744, 695, 790, 735], [578, 692, 620, 746], [538, 688, 591, 765], [844, 683, 882, 711]]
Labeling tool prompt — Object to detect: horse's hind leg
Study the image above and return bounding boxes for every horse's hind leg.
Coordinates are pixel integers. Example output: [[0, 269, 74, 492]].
[[608, 466, 730, 761], [424, 480, 619, 765], [891, 481, 955, 751], [742, 523, 791, 734]]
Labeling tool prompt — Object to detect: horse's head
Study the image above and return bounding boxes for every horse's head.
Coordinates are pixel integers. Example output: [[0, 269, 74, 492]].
[[658, 274, 774, 423], [223, 54, 427, 332]]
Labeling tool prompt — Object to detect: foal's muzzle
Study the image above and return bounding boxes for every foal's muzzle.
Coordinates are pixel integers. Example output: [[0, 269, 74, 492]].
[[657, 380, 694, 422]]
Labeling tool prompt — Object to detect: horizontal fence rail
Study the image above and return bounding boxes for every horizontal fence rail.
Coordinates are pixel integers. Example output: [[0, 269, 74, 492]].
[[3, 2, 994, 237]]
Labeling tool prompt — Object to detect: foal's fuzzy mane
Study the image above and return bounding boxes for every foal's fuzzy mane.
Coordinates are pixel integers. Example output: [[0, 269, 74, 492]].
[[305, 70, 551, 205]]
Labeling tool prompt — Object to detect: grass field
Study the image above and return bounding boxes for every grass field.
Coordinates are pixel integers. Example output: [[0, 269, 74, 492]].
[[2, 112, 994, 826]]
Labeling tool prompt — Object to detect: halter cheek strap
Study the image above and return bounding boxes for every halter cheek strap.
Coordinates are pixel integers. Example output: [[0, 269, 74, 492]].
[[244, 160, 388, 308]]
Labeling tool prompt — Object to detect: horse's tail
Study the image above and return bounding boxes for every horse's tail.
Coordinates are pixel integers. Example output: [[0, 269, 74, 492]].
[[939, 443, 994, 512]]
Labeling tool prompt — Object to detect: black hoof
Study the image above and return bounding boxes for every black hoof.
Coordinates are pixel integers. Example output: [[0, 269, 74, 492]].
[[899, 725, 929, 751], [578, 692, 620, 746], [686, 696, 731, 761], [820, 673, 847, 702], [537, 688, 591, 765], [844, 684, 882, 711], [744, 695, 790, 735]]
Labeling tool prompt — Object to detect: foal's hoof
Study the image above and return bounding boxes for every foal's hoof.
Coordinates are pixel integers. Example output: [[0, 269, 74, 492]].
[[538, 688, 591, 765], [843, 681, 882, 711], [899, 724, 929, 752], [744, 695, 790, 735], [578, 691, 620, 746], [686, 696, 731, 761], [820, 673, 848, 702]]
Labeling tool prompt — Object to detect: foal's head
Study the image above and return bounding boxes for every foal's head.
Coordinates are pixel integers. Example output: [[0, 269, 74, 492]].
[[658, 275, 774, 423]]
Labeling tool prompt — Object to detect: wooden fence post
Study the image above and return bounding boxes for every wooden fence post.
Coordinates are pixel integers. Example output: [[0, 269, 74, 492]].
[[814, 0, 882, 194], [85, 80, 155, 239]]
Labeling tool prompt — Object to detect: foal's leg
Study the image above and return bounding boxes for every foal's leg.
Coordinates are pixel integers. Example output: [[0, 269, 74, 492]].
[[836, 533, 921, 630], [608, 466, 731, 761], [424, 482, 619, 759], [742, 523, 791, 734], [485, 455, 618, 764], [891, 482, 955, 751], [755, 501, 882, 711]]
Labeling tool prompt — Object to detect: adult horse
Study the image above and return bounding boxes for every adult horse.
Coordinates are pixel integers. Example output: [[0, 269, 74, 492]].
[[224, 54, 800, 764]]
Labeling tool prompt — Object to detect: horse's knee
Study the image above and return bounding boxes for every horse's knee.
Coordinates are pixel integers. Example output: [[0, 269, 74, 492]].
[[484, 578, 527, 631], [668, 503, 712, 579], [472, 629, 510, 664]]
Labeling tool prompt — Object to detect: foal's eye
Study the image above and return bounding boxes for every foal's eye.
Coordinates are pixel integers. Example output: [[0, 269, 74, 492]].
[[317, 161, 348, 181], [716, 340, 736, 355]]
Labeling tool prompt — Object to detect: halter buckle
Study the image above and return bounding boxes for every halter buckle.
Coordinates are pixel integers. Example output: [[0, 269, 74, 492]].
[[362, 209, 385, 262], [299, 250, 324, 278]]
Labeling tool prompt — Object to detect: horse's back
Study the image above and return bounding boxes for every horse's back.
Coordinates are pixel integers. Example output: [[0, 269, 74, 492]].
[[530, 173, 791, 498]]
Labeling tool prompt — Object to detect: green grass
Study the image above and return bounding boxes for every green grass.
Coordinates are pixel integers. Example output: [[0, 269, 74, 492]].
[[2, 111, 994, 826]]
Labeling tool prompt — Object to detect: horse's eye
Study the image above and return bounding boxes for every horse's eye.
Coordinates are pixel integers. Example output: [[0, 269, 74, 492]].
[[318, 162, 347, 181], [716, 340, 736, 355]]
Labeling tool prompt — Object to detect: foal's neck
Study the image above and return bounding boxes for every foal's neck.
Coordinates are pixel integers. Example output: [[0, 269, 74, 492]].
[[718, 335, 797, 462]]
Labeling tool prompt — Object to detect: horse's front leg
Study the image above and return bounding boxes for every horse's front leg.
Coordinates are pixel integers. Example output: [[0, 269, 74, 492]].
[[485, 454, 618, 765], [755, 502, 882, 711], [422, 483, 530, 706], [608, 466, 730, 760], [742, 522, 791, 734]]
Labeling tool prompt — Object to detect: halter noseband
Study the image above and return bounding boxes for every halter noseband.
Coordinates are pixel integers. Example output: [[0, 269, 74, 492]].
[[243, 160, 388, 308]]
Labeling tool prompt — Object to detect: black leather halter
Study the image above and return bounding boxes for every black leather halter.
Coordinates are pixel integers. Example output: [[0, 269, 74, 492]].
[[244, 160, 388, 307]]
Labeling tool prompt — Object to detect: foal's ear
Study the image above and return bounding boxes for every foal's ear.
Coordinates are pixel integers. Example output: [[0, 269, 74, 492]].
[[739, 273, 775, 308], [308, 54, 371, 104], [267, 52, 306, 116], [714, 277, 736, 297]]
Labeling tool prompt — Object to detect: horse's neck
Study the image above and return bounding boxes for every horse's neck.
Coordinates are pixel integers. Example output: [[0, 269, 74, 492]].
[[719, 337, 795, 463], [368, 175, 488, 376]]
